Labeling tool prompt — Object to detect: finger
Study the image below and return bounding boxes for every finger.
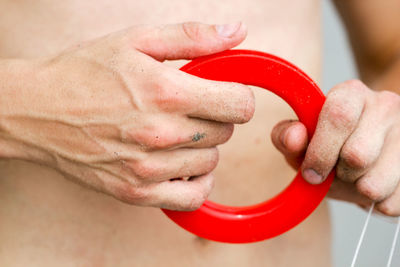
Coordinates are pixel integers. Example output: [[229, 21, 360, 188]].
[[148, 66, 255, 124], [132, 22, 247, 61], [179, 119, 234, 149], [125, 147, 219, 183], [375, 174, 400, 220], [376, 180, 400, 217], [147, 172, 215, 211], [104, 171, 214, 210], [327, 178, 372, 207], [301, 80, 369, 184], [122, 114, 234, 150], [184, 78, 255, 124], [271, 120, 308, 169], [356, 125, 400, 203], [336, 92, 392, 183]]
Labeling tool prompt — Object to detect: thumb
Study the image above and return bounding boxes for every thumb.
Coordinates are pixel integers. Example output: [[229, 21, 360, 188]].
[[132, 22, 247, 61], [271, 120, 309, 170]]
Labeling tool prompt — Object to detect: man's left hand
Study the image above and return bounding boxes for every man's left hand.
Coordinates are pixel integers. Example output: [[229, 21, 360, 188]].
[[271, 79, 400, 216]]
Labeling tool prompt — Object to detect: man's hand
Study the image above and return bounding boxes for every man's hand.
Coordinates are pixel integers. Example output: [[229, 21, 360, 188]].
[[0, 22, 255, 210], [271, 80, 400, 216]]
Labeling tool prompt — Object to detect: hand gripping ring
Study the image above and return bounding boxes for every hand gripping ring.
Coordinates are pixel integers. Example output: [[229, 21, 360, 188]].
[[161, 49, 334, 243]]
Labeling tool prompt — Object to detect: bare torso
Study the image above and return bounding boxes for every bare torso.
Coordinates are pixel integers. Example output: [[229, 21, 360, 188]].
[[0, 0, 331, 266]]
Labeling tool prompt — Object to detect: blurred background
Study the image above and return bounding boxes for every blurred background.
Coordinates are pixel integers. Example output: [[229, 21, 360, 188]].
[[322, 0, 400, 266]]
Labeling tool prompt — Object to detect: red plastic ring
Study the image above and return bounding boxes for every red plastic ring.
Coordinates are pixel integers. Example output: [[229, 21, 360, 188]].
[[161, 50, 334, 243]]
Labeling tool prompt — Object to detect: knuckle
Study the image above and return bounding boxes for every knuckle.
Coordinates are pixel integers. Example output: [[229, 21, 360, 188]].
[[323, 100, 358, 129], [144, 135, 175, 150], [341, 79, 367, 92], [129, 125, 179, 150], [329, 80, 368, 97], [152, 72, 184, 108], [324, 80, 367, 129], [181, 22, 203, 42], [115, 183, 149, 205], [340, 143, 371, 169], [377, 202, 399, 217], [129, 159, 157, 180], [356, 179, 385, 202]]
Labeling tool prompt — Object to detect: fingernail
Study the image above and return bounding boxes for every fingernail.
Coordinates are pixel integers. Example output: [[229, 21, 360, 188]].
[[215, 22, 241, 38], [303, 169, 323, 184], [280, 128, 289, 148]]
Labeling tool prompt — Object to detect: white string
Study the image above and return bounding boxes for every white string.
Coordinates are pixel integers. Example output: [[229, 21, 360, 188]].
[[350, 202, 375, 267], [386, 217, 400, 267]]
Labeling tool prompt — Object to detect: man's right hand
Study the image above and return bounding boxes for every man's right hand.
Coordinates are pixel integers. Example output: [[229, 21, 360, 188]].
[[0, 22, 254, 210]]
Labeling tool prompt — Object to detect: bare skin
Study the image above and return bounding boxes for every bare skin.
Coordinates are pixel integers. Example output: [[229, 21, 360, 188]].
[[0, 0, 399, 266], [272, 0, 400, 215], [0, 1, 328, 266]]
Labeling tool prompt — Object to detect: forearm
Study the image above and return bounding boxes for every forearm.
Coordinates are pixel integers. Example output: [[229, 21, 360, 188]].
[[0, 59, 45, 161], [371, 57, 400, 93], [333, 0, 400, 90], [0, 59, 36, 114]]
